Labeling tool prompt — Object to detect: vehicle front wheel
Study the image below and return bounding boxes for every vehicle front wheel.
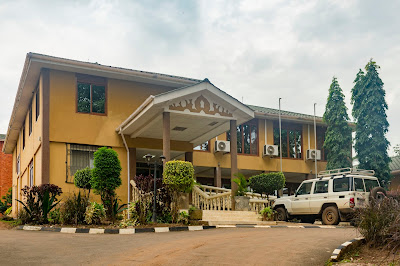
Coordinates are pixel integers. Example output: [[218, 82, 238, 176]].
[[322, 206, 340, 225], [275, 207, 287, 221]]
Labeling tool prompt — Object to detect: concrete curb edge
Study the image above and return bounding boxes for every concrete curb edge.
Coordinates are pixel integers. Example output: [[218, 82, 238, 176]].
[[329, 237, 365, 262], [15, 225, 216, 234]]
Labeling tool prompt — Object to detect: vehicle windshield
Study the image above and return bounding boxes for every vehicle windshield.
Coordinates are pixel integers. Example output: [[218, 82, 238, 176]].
[[296, 182, 312, 195]]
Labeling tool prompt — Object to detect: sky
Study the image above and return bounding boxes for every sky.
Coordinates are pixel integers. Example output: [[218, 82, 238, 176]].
[[0, 0, 398, 155]]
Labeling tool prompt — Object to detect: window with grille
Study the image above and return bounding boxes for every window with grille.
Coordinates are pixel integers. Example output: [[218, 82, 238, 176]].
[[66, 144, 100, 183]]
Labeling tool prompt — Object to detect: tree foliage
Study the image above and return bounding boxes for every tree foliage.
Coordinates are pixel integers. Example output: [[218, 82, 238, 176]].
[[351, 60, 391, 183], [74, 167, 92, 195], [91, 147, 122, 218], [0, 188, 12, 214], [163, 160, 194, 193], [323, 77, 353, 169], [249, 172, 285, 199]]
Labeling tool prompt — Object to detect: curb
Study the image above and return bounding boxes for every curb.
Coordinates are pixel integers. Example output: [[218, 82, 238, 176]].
[[329, 237, 365, 262], [16, 225, 216, 234], [215, 225, 348, 229]]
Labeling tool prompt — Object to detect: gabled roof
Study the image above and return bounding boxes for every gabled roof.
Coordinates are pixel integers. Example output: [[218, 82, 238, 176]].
[[390, 156, 400, 172]]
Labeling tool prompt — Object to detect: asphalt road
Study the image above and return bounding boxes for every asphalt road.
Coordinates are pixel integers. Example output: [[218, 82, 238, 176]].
[[0, 227, 357, 265]]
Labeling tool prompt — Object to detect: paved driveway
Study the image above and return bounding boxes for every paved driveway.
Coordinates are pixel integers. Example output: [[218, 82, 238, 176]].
[[0, 227, 357, 265]]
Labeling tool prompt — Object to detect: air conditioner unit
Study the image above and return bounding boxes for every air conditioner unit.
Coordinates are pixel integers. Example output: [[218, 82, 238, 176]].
[[307, 149, 321, 160], [263, 145, 278, 157], [214, 140, 230, 153]]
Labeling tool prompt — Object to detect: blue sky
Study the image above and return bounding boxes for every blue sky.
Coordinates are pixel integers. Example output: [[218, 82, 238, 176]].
[[0, 0, 398, 155]]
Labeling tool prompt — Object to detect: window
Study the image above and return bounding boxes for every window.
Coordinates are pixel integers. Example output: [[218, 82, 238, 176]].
[[194, 141, 209, 151], [273, 122, 302, 159], [354, 178, 365, 192], [314, 180, 328, 194], [317, 126, 328, 160], [67, 144, 100, 182], [226, 120, 258, 155], [16, 155, 20, 175], [35, 86, 40, 121], [29, 161, 34, 187], [364, 179, 380, 192], [22, 126, 25, 149], [29, 105, 32, 135], [76, 75, 107, 115], [296, 182, 312, 195], [333, 176, 351, 192]]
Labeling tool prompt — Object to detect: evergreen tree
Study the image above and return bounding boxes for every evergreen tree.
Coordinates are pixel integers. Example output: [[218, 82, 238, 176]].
[[323, 77, 352, 169], [351, 60, 391, 183]]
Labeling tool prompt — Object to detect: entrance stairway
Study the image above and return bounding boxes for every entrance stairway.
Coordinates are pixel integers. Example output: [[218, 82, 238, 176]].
[[202, 210, 276, 226]]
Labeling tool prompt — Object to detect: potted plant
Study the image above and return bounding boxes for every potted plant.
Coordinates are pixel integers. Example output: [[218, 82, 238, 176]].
[[260, 207, 275, 221], [233, 173, 250, 211]]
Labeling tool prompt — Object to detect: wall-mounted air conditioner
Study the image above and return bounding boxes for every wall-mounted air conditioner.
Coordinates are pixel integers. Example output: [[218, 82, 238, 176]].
[[306, 149, 321, 160], [214, 140, 230, 153], [263, 145, 278, 157]]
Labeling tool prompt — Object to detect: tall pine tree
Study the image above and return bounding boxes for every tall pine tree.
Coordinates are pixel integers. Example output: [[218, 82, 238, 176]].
[[351, 60, 391, 183], [323, 77, 352, 169]]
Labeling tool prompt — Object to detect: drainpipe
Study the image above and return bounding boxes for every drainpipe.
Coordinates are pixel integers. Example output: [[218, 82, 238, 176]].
[[119, 130, 130, 219]]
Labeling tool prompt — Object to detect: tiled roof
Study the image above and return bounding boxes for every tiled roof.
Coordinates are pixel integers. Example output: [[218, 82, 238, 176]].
[[0, 134, 5, 140], [390, 156, 400, 172], [247, 104, 322, 120]]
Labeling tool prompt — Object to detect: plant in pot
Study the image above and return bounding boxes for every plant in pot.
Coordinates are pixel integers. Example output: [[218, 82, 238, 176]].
[[233, 173, 250, 211]]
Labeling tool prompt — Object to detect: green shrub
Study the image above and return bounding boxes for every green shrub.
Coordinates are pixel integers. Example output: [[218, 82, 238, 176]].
[[163, 160, 194, 193], [48, 209, 61, 224], [260, 207, 275, 220], [17, 184, 62, 224], [60, 192, 89, 225], [0, 188, 12, 214], [74, 167, 92, 195], [163, 160, 194, 222], [177, 211, 189, 225], [249, 172, 285, 199], [233, 173, 249, 196], [4, 207, 12, 216], [17, 209, 31, 224], [85, 202, 106, 225], [91, 147, 122, 219]]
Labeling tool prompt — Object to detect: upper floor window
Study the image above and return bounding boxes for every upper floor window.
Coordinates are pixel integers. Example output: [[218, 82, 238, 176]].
[[226, 120, 258, 155], [35, 86, 40, 121], [22, 125, 26, 149], [194, 141, 210, 152], [29, 105, 32, 135], [273, 122, 302, 159], [76, 74, 107, 115]]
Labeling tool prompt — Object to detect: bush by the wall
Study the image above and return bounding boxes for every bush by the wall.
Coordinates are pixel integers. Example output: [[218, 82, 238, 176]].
[[85, 202, 106, 225], [91, 147, 122, 219], [0, 188, 12, 214], [60, 192, 89, 225], [74, 167, 92, 196], [17, 184, 62, 224], [249, 172, 286, 199], [163, 160, 194, 193]]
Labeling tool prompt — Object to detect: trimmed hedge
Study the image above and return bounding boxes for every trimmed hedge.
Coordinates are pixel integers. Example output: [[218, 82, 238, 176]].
[[249, 172, 285, 198], [163, 160, 194, 193]]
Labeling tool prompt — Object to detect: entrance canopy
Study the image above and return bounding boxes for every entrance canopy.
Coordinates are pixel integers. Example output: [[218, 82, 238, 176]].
[[117, 79, 254, 147]]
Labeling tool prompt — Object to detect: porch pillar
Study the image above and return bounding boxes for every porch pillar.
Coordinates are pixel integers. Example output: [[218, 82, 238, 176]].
[[163, 112, 171, 162], [214, 164, 222, 187], [185, 152, 193, 163], [230, 120, 238, 209], [129, 148, 136, 200]]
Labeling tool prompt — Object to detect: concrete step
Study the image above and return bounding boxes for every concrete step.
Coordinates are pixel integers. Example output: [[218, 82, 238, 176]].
[[202, 210, 263, 222]]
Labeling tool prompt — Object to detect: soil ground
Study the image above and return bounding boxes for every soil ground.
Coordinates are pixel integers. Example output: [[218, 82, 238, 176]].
[[0, 226, 356, 265], [332, 244, 400, 265]]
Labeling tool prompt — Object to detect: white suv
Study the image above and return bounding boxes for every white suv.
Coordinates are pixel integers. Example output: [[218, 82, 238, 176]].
[[272, 168, 386, 225]]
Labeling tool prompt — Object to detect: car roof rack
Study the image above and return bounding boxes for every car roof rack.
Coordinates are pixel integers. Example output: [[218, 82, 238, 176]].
[[317, 167, 375, 178]]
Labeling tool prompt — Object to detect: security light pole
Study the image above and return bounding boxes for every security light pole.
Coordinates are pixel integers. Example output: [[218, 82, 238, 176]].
[[314, 103, 317, 179], [279, 98, 283, 173]]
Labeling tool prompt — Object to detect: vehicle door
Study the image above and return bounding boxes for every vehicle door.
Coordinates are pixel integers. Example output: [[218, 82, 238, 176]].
[[330, 176, 353, 209], [309, 180, 329, 213], [353, 177, 367, 208], [290, 181, 313, 214]]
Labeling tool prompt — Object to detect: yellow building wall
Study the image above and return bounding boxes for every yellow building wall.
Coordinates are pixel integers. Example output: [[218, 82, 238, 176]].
[[12, 74, 44, 216], [193, 118, 327, 177]]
